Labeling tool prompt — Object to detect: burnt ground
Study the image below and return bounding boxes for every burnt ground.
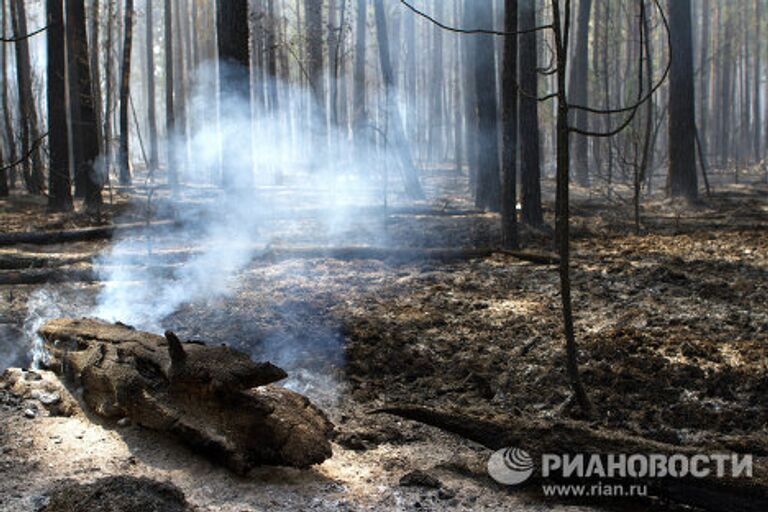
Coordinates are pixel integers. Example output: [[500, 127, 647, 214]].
[[0, 173, 767, 511]]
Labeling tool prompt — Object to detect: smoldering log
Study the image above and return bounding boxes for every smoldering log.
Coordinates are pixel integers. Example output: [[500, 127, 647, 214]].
[[375, 406, 767, 512], [38, 318, 334, 473]]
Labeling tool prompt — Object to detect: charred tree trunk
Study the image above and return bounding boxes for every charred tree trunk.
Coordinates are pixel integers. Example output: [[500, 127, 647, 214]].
[[0, 0, 14, 194], [39, 318, 334, 474], [552, 0, 591, 417], [668, 0, 698, 200], [68, 0, 103, 212], [471, 1, 501, 212], [753, 0, 762, 161], [118, 0, 134, 185], [568, 0, 592, 187], [215, 0, 252, 190], [500, 0, 518, 249], [518, 0, 543, 226], [88, 0, 104, 154], [373, 0, 424, 199], [145, 0, 159, 174], [11, 0, 44, 194], [304, 0, 325, 146], [352, 0, 366, 143], [47, 0, 73, 211], [164, 0, 177, 187]]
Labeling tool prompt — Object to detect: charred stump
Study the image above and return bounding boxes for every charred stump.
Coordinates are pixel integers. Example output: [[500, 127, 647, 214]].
[[38, 318, 334, 473]]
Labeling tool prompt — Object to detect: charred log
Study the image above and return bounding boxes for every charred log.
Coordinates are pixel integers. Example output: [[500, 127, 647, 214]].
[[38, 318, 333, 473], [375, 406, 768, 512]]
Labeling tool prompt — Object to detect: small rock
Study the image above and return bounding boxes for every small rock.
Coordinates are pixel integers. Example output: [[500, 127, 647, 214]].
[[24, 371, 42, 381], [399, 470, 442, 489], [117, 417, 131, 427], [23, 408, 37, 419], [39, 392, 61, 406]]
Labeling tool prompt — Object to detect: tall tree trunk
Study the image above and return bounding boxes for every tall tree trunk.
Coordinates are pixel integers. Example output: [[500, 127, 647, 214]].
[[698, 0, 710, 160], [501, 0, 518, 249], [104, 0, 115, 181], [472, 0, 502, 212], [668, 0, 698, 200], [428, 0, 444, 161], [174, 0, 189, 175], [1, 0, 16, 193], [11, 0, 44, 193], [372, 0, 424, 199], [552, 0, 591, 418], [215, 0, 252, 189], [164, 0, 176, 186], [461, 0, 478, 191], [568, 0, 592, 187], [68, 0, 103, 212], [753, 0, 761, 161], [89, 0, 104, 156], [519, 0, 542, 226], [118, 0, 134, 185], [145, 0, 158, 173], [304, 0, 325, 144], [47, 0, 73, 211], [352, 0, 366, 142]]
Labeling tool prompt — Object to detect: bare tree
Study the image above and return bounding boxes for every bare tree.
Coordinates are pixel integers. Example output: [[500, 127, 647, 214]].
[[373, 0, 424, 199], [11, 0, 44, 193], [668, 0, 697, 200], [118, 0, 134, 185], [68, 0, 103, 212], [47, 0, 73, 211], [215, 0, 252, 189], [500, 0, 518, 248], [471, 1, 501, 212], [518, 0, 542, 226], [145, 0, 159, 173]]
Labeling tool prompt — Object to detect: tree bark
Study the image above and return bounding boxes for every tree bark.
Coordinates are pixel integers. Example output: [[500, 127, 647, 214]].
[[118, 0, 134, 185], [145, 0, 159, 174], [471, 1, 502, 212], [215, 0, 252, 190], [164, 0, 176, 187], [68, 0, 103, 212], [568, 0, 593, 187], [11, 0, 44, 194], [304, 0, 325, 146], [352, 0, 367, 144], [47, 0, 73, 212], [500, 0, 518, 249], [518, 0, 543, 226], [668, 0, 698, 200], [0, 0, 13, 194]]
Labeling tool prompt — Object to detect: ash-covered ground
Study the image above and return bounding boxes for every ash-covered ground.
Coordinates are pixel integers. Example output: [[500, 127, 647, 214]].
[[0, 176, 766, 511]]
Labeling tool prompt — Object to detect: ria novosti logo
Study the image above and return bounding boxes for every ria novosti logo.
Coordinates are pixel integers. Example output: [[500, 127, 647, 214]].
[[487, 447, 753, 486], [487, 447, 535, 485]]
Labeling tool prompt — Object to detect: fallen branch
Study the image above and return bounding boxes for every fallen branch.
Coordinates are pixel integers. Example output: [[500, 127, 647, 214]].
[[0, 252, 92, 269], [375, 406, 767, 512], [39, 318, 334, 473], [0, 220, 178, 246]]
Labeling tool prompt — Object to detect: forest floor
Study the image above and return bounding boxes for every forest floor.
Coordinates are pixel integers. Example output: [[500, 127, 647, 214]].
[[0, 171, 766, 511]]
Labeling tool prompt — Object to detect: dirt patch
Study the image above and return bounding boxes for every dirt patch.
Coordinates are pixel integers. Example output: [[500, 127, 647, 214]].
[[41, 476, 192, 512]]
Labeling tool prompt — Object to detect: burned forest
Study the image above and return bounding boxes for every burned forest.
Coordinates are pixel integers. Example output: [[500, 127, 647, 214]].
[[0, 0, 767, 510]]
